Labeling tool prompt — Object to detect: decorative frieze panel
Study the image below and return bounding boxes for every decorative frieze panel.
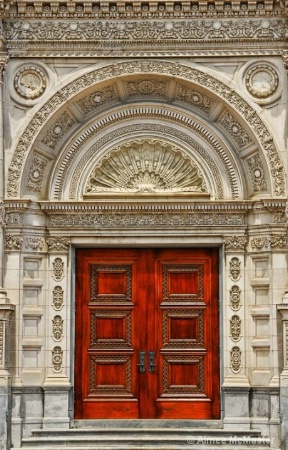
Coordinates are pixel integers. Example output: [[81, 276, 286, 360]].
[[85, 140, 207, 195], [246, 153, 267, 193], [41, 111, 76, 150], [4, 19, 287, 42], [49, 213, 245, 229]]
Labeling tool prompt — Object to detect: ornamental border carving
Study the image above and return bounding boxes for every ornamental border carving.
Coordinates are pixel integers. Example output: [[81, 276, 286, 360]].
[[7, 60, 285, 198]]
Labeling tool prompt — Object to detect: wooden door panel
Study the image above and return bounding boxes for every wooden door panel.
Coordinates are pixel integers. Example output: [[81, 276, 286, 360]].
[[154, 249, 219, 419], [75, 250, 141, 419], [75, 248, 220, 420]]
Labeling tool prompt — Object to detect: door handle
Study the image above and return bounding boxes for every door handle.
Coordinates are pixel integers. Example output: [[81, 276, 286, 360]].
[[148, 351, 156, 373], [138, 351, 146, 373]]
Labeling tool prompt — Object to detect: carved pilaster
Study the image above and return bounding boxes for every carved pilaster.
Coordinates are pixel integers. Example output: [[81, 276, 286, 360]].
[[224, 235, 247, 253], [0, 289, 15, 374]]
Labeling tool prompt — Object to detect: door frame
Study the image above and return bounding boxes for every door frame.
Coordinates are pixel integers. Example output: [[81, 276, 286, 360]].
[[70, 240, 224, 420]]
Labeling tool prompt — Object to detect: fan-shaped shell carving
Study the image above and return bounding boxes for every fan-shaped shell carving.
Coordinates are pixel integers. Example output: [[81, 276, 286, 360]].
[[85, 140, 208, 195]]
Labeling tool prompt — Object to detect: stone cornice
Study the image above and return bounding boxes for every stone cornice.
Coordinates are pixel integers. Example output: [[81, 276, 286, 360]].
[[3, 1, 284, 20], [39, 200, 254, 213]]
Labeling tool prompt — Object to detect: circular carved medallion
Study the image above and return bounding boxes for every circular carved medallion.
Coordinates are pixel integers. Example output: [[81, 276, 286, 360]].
[[245, 64, 278, 99], [14, 66, 47, 99]]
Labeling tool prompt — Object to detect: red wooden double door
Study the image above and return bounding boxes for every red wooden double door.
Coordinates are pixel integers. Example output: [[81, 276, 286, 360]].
[[75, 248, 220, 419]]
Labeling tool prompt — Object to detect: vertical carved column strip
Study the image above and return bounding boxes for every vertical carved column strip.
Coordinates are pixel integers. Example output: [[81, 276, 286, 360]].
[[43, 237, 71, 430], [277, 298, 288, 449], [222, 235, 250, 430]]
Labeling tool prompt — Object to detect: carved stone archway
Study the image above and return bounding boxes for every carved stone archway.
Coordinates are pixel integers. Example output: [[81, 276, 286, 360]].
[[7, 60, 286, 202]]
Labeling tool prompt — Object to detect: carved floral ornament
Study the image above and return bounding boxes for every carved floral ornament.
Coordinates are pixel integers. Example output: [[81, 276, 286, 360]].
[[6, 61, 285, 199], [85, 140, 208, 196]]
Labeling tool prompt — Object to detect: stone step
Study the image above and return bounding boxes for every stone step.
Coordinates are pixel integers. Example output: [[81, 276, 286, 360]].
[[12, 447, 274, 450], [16, 427, 273, 449]]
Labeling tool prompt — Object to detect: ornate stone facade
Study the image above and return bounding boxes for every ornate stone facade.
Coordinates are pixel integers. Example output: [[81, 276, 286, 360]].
[[0, 1, 288, 450]]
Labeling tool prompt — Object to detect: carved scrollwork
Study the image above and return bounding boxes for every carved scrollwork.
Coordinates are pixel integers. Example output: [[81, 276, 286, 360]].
[[269, 234, 287, 250], [4, 234, 23, 251], [46, 237, 70, 253], [52, 346, 63, 372], [230, 346, 241, 373], [251, 236, 269, 250], [230, 286, 241, 311], [25, 236, 45, 250], [224, 236, 247, 252], [229, 257, 241, 282]]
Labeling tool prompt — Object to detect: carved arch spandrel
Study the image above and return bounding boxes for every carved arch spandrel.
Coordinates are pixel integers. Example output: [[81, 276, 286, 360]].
[[6, 60, 285, 200]]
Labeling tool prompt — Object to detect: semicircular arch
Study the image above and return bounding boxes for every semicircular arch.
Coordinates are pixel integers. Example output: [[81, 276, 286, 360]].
[[8, 60, 286, 201]]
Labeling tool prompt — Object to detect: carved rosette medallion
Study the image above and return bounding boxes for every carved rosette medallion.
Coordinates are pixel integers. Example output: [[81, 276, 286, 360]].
[[229, 257, 241, 282], [230, 346, 241, 373], [52, 346, 63, 372], [230, 315, 241, 342], [230, 286, 241, 311], [52, 258, 64, 281], [52, 315, 63, 341], [14, 65, 47, 99], [53, 286, 64, 310], [85, 140, 207, 196], [246, 153, 267, 193], [26, 154, 48, 193], [245, 64, 279, 100]]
